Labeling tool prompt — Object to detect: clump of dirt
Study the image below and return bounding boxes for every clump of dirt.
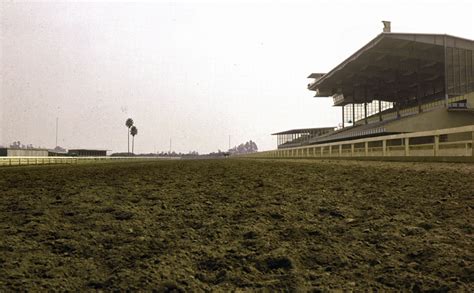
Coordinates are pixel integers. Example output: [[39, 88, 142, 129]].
[[0, 159, 473, 291]]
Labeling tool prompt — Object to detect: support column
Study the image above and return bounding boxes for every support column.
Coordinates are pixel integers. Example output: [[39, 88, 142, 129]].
[[339, 144, 342, 156], [416, 62, 423, 113], [329, 145, 332, 157], [352, 103, 355, 125], [434, 135, 439, 156], [364, 86, 368, 125], [378, 100, 383, 121], [364, 141, 368, 156], [382, 140, 387, 156], [351, 144, 354, 156], [320, 146, 324, 157], [364, 102, 368, 125], [444, 34, 449, 108], [342, 106, 345, 128]]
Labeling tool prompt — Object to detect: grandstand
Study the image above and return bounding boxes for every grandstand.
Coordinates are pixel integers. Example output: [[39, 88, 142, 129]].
[[273, 22, 473, 152], [273, 127, 334, 149]]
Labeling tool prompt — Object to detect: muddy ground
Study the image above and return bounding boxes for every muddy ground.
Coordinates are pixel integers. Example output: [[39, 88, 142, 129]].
[[0, 159, 473, 291]]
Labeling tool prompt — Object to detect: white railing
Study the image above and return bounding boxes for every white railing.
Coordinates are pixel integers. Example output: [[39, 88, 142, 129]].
[[0, 156, 180, 167], [244, 125, 474, 160]]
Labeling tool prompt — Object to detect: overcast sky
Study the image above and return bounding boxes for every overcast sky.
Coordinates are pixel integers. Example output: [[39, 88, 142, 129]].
[[1, 0, 472, 153]]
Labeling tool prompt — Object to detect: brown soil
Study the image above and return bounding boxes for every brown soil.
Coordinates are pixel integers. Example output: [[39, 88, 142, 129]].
[[0, 159, 473, 291]]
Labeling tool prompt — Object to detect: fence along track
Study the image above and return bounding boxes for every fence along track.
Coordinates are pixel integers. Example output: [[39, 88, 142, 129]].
[[0, 156, 178, 167], [246, 125, 474, 160]]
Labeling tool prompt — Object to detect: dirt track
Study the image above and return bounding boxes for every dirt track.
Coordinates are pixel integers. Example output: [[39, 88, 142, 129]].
[[0, 159, 473, 291]]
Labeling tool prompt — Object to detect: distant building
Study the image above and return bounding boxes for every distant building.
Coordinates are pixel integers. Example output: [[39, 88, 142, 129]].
[[67, 149, 107, 157], [0, 148, 49, 157], [48, 150, 68, 157]]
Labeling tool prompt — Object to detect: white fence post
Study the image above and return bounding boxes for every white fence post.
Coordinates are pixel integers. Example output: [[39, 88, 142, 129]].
[[471, 131, 474, 157], [405, 138, 410, 156]]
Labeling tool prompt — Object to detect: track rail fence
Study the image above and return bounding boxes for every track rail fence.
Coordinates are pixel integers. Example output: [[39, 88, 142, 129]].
[[0, 156, 180, 167], [245, 125, 474, 160]]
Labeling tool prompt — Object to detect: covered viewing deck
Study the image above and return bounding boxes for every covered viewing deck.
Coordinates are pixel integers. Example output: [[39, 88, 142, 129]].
[[271, 23, 473, 150], [272, 127, 335, 149], [308, 27, 473, 125], [304, 23, 473, 145]]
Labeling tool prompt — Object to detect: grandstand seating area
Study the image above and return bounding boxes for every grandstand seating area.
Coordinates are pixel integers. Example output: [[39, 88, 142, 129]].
[[273, 27, 473, 154]]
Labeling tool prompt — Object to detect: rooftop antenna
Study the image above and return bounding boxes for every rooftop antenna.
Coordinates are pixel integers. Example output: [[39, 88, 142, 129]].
[[382, 20, 391, 33]]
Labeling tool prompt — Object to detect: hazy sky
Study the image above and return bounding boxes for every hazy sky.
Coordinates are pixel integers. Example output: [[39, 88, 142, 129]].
[[1, 0, 473, 153]]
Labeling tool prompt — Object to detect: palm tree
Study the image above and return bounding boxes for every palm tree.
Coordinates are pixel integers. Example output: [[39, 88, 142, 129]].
[[125, 118, 134, 154], [130, 126, 138, 154]]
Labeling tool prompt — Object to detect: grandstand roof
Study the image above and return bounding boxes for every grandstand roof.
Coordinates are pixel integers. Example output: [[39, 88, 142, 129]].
[[272, 127, 335, 135], [308, 32, 474, 105]]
